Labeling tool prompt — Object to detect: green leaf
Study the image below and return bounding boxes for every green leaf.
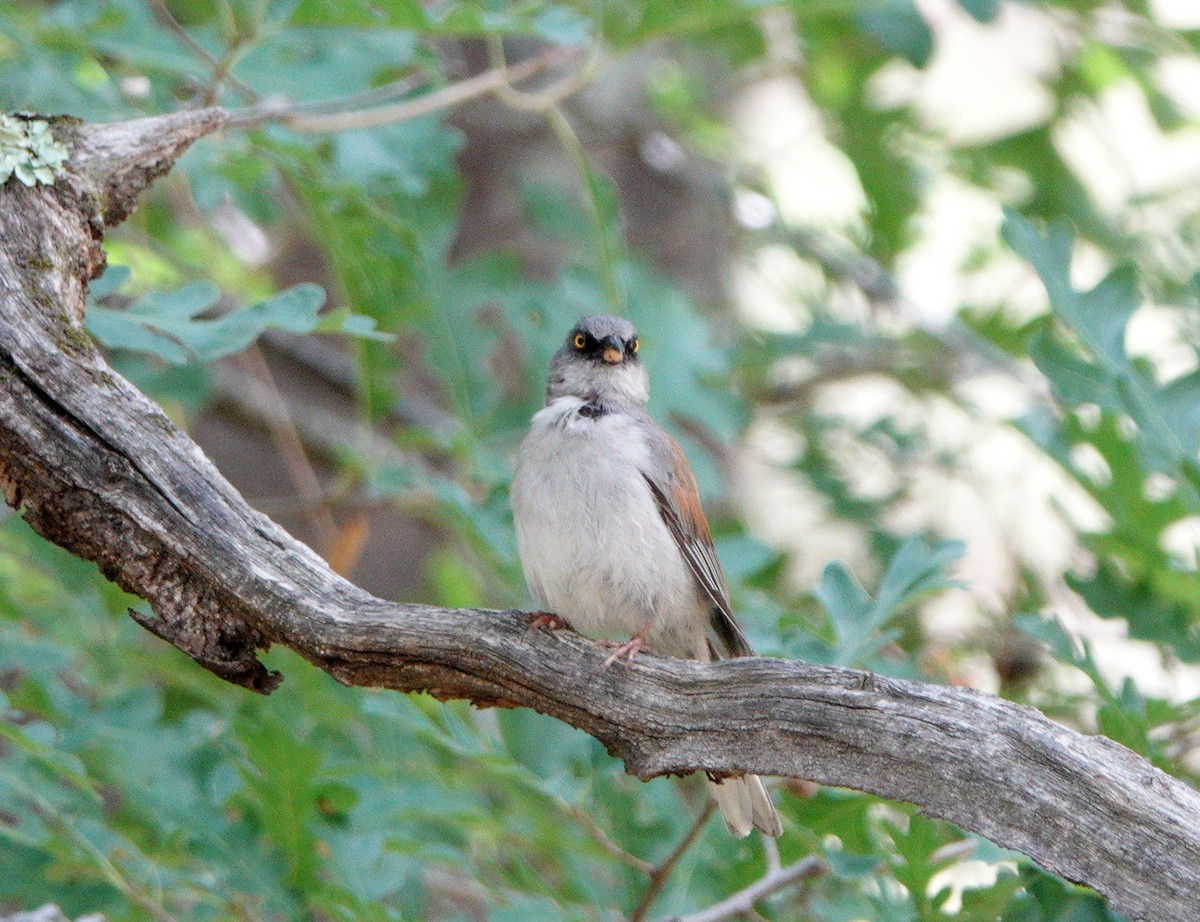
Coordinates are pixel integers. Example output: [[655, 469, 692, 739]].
[[955, 0, 1000, 23], [1003, 210, 1200, 504], [1153, 369, 1200, 458], [858, 2, 933, 68], [1017, 612, 1200, 772], [0, 722, 97, 799], [817, 537, 964, 667], [86, 279, 384, 364], [1002, 213, 1138, 366], [231, 707, 325, 890], [288, 0, 427, 28], [87, 264, 132, 299], [87, 281, 218, 362], [330, 117, 464, 196], [234, 26, 421, 101], [816, 562, 872, 651], [1023, 406, 1200, 661], [1067, 562, 1200, 664], [1027, 327, 1121, 414], [178, 283, 327, 360], [1000, 863, 1129, 920], [315, 307, 394, 341]]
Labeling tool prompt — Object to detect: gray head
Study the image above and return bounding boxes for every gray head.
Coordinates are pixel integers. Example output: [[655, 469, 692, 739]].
[[545, 314, 649, 407]]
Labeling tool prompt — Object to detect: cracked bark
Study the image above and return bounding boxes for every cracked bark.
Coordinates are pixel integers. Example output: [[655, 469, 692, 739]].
[[0, 109, 1198, 921]]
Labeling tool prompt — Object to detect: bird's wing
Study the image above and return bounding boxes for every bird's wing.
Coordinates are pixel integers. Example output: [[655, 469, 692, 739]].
[[640, 425, 754, 659]]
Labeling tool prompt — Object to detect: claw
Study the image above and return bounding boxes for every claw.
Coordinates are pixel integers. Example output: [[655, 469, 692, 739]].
[[524, 611, 569, 640], [598, 634, 645, 672]]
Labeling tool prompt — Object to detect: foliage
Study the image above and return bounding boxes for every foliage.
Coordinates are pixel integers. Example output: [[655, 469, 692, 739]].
[[798, 537, 965, 670], [85, 266, 389, 365], [2, 0, 1199, 919], [1002, 213, 1200, 662]]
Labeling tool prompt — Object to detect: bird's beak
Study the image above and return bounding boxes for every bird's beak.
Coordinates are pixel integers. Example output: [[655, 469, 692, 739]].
[[601, 336, 625, 364]]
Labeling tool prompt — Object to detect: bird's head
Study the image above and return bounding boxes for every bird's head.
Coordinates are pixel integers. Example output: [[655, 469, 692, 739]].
[[545, 314, 648, 408]]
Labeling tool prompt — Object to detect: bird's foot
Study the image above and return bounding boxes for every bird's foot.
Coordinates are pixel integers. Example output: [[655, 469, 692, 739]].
[[524, 610, 569, 639], [598, 634, 645, 672]]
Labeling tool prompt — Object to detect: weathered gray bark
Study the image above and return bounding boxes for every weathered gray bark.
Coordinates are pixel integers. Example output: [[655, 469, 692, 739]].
[[0, 109, 1198, 921]]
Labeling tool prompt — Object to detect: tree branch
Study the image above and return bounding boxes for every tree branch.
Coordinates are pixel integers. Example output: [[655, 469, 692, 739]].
[[630, 802, 716, 922], [142, 0, 259, 105], [658, 856, 825, 922], [224, 46, 581, 132], [0, 110, 1198, 922]]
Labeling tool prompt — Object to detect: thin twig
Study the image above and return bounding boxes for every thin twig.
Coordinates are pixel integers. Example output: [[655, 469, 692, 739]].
[[225, 45, 581, 132], [629, 802, 716, 922], [280, 72, 428, 117], [544, 105, 625, 314], [207, 362, 423, 472], [485, 35, 600, 111], [23, 785, 179, 922], [485, 39, 622, 314], [780, 226, 903, 311], [558, 800, 654, 875], [142, 0, 259, 103], [657, 856, 826, 922], [773, 223, 1049, 396], [236, 347, 339, 556], [199, 41, 249, 108], [761, 834, 781, 873], [257, 329, 454, 434]]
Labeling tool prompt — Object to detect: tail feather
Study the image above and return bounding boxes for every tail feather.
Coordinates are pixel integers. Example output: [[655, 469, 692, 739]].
[[746, 774, 783, 837], [708, 774, 782, 838]]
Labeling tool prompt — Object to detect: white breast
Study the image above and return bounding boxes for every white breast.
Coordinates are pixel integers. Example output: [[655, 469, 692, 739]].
[[510, 398, 706, 656]]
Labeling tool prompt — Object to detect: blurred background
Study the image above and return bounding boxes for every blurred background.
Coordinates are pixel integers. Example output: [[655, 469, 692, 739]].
[[2, 0, 1200, 919]]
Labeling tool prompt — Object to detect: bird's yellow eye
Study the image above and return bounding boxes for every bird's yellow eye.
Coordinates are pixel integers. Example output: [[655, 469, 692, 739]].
[[631, 338, 639, 353], [573, 333, 586, 350]]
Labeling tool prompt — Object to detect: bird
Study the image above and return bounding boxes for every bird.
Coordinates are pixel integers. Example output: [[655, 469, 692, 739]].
[[510, 313, 782, 838]]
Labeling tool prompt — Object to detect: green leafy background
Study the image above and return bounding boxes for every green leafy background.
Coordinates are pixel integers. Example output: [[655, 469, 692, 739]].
[[3, 0, 1200, 919]]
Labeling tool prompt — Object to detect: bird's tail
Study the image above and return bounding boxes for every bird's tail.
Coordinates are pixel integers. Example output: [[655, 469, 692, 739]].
[[708, 773, 782, 838]]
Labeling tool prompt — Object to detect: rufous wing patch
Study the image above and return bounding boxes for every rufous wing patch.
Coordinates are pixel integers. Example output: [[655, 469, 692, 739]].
[[642, 432, 754, 659]]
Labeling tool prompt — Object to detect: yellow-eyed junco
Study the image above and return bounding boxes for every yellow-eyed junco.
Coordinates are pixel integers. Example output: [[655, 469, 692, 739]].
[[511, 314, 782, 837]]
